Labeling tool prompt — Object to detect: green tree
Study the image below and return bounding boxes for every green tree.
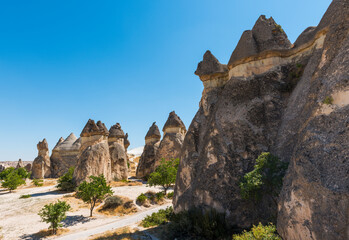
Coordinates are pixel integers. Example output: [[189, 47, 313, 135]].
[[1, 171, 26, 192], [147, 158, 179, 194], [76, 175, 113, 217], [16, 167, 30, 179], [57, 167, 76, 192], [233, 222, 281, 240], [0, 167, 15, 180], [38, 200, 71, 235], [240, 152, 288, 204]]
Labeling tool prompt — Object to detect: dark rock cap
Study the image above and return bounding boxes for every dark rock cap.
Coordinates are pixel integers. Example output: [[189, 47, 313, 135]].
[[37, 138, 48, 150], [162, 111, 186, 132], [228, 15, 291, 66], [145, 122, 161, 140], [293, 26, 317, 48], [124, 133, 130, 149], [109, 123, 125, 138], [195, 50, 228, 77], [80, 119, 109, 137]]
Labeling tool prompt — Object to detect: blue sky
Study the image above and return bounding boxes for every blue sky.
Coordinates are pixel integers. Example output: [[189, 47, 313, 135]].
[[0, 0, 331, 161]]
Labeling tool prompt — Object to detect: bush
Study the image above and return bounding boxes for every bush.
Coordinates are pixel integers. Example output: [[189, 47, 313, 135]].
[[38, 200, 71, 235], [103, 196, 124, 209], [166, 192, 174, 199], [0, 167, 29, 180], [20, 194, 31, 199], [232, 223, 281, 240], [0, 167, 15, 180], [323, 96, 334, 105], [77, 175, 113, 217], [155, 192, 165, 201], [57, 167, 76, 192], [16, 167, 30, 179], [147, 158, 179, 194], [141, 206, 173, 228], [123, 200, 134, 209], [32, 178, 44, 187], [2, 171, 26, 192], [240, 152, 288, 203], [136, 193, 147, 205]]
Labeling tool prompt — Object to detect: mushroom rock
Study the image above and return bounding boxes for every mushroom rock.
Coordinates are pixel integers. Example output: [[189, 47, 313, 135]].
[[154, 111, 186, 169], [136, 122, 161, 179], [73, 119, 111, 185], [50, 133, 81, 177], [16, 159, 24, 169], [124, 133, 130, 150], [31, 139, 51, 179], [108, 123, 128, 181]]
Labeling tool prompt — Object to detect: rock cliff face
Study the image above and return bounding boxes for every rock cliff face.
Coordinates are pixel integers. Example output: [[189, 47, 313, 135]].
[[31, 139, 51, 179], [50, 133, 81, 177], [155, 111, 186, 168], [136, 122, 161, 179], [174, 1, 349, 239], [108, 123, 128, 180], [73, 119, 112, 184]]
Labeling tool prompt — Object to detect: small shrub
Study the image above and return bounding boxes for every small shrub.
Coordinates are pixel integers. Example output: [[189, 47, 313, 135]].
[[0, 167, 15, 180], [155, 192, 165, 201], [167, 192, 174, 199], [136, 193, 147, 205], [20, 194, 31, 199], [273, 24, 284, 33], [102, 196, 124, 210], [123, 200, 134, 209], [323, 96, 334, 105], [232, 223, 281, 240], [32, 178, 44, 187], [57, 167, 76, 192], [2, 171, 26, 192], [141, 207, 173, 228]]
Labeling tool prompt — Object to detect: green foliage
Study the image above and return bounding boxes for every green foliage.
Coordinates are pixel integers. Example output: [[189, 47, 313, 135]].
[[76, 175, 113, 217], [240, 152, 288, 202], [155, 191, 165, 201], [141, 206, 173, 228], [16, 168, 30, 179], [0, 167, 15, 180], [273, 24, 284, 33], [147, 158, 179, 194], [57, 167, 76, 192], [232, 223, 281, 240], [20, 194, 31, 199], [32, 178, 44, 187], [136, 193, 147, 205], [102, 196, 124, 209], [167, 207, 230, 240], [0, 167, 29, 180], [1, 171, 26, 192], [167, 191, 174, 199], [296, 63, 303, 69], [38, 200, 71, 235], [323, 96, 334, 105]]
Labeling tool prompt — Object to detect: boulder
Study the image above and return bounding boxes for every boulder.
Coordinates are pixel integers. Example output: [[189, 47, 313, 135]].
[[31, 139, 51, 179], [73, 119, 112, 185], [136, 122, 161, 179], [108, 123, 128, 181], [50, 133, 81, 177]]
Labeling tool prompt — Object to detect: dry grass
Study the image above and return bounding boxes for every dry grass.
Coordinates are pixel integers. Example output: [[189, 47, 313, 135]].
[[110, 181, 143, 187], [22, 178, 58, 189], [60, 195, 93, 212], [90, 227, 150, 240], [31, 228, 69, 238], [98, 196, 137, 217]]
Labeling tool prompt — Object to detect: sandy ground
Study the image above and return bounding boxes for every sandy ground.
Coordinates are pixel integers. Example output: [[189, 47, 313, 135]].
[[0, 180, 169, 240]]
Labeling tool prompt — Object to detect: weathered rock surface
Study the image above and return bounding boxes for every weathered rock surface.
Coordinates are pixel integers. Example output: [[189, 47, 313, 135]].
[[174, 1, 349, 239], [108, 123, 128, 180], [16, 159, 24, 169], [50, 133, 81, 177], [124, 133, 130, 150], [0, 164, 5, 173], [24, 163, 32, 172], [136, 122, 161, 179], [31, 139, 51, 179], [73, 119, 111, 185]]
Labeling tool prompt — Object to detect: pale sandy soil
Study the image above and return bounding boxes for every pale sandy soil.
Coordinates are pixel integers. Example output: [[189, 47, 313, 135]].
[[0, 180, 167, 240]]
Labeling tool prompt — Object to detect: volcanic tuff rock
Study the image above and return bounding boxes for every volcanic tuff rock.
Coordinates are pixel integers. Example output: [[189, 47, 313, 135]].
[[31, 139, 51, 179], [155, 111, 186, 169], [124, 133, 130, 150], [73, 119, 112, 184], [50, 133, 81, 177], [136, 122, 161, 179], [24, 163, 32, 172], [174, 1, 349, 239], [0, 164, 5, 173], [108, 123, 128, 180], [16, 159, 23, 169]]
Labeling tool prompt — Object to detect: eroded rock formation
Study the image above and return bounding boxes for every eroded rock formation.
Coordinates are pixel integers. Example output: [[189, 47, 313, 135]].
[[155, 111, 186, 168], [50, 133, 81, 177], [108, 123, 128, 180], [31, 139, 51, 179], [16, 159, 23, 169], [174, 1, 349, 239], [24, 163, 32, 172], [136, 122, 161, 179], [73, 119, 112, 185]]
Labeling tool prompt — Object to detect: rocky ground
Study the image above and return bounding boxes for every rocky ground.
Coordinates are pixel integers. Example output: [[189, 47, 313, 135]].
[[0, 179, 170, 240]]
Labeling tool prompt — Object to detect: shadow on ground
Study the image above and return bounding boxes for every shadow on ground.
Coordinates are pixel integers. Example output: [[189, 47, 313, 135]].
[[62, 215, 93, 227], [30, 190, 62, 198]]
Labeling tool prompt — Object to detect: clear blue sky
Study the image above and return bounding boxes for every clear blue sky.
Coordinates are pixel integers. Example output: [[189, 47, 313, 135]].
[[0, 0, 331, 161]]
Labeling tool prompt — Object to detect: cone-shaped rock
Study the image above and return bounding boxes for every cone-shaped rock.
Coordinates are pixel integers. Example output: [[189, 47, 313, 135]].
[[195, 50, 228, 77], [16, 159, 24, 169], [124, 133, 130, 150], [31, 139, 51, 179], [73, 119, 111, 185], [50, 133, 81, 177], [108, 123, 128, 180]]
